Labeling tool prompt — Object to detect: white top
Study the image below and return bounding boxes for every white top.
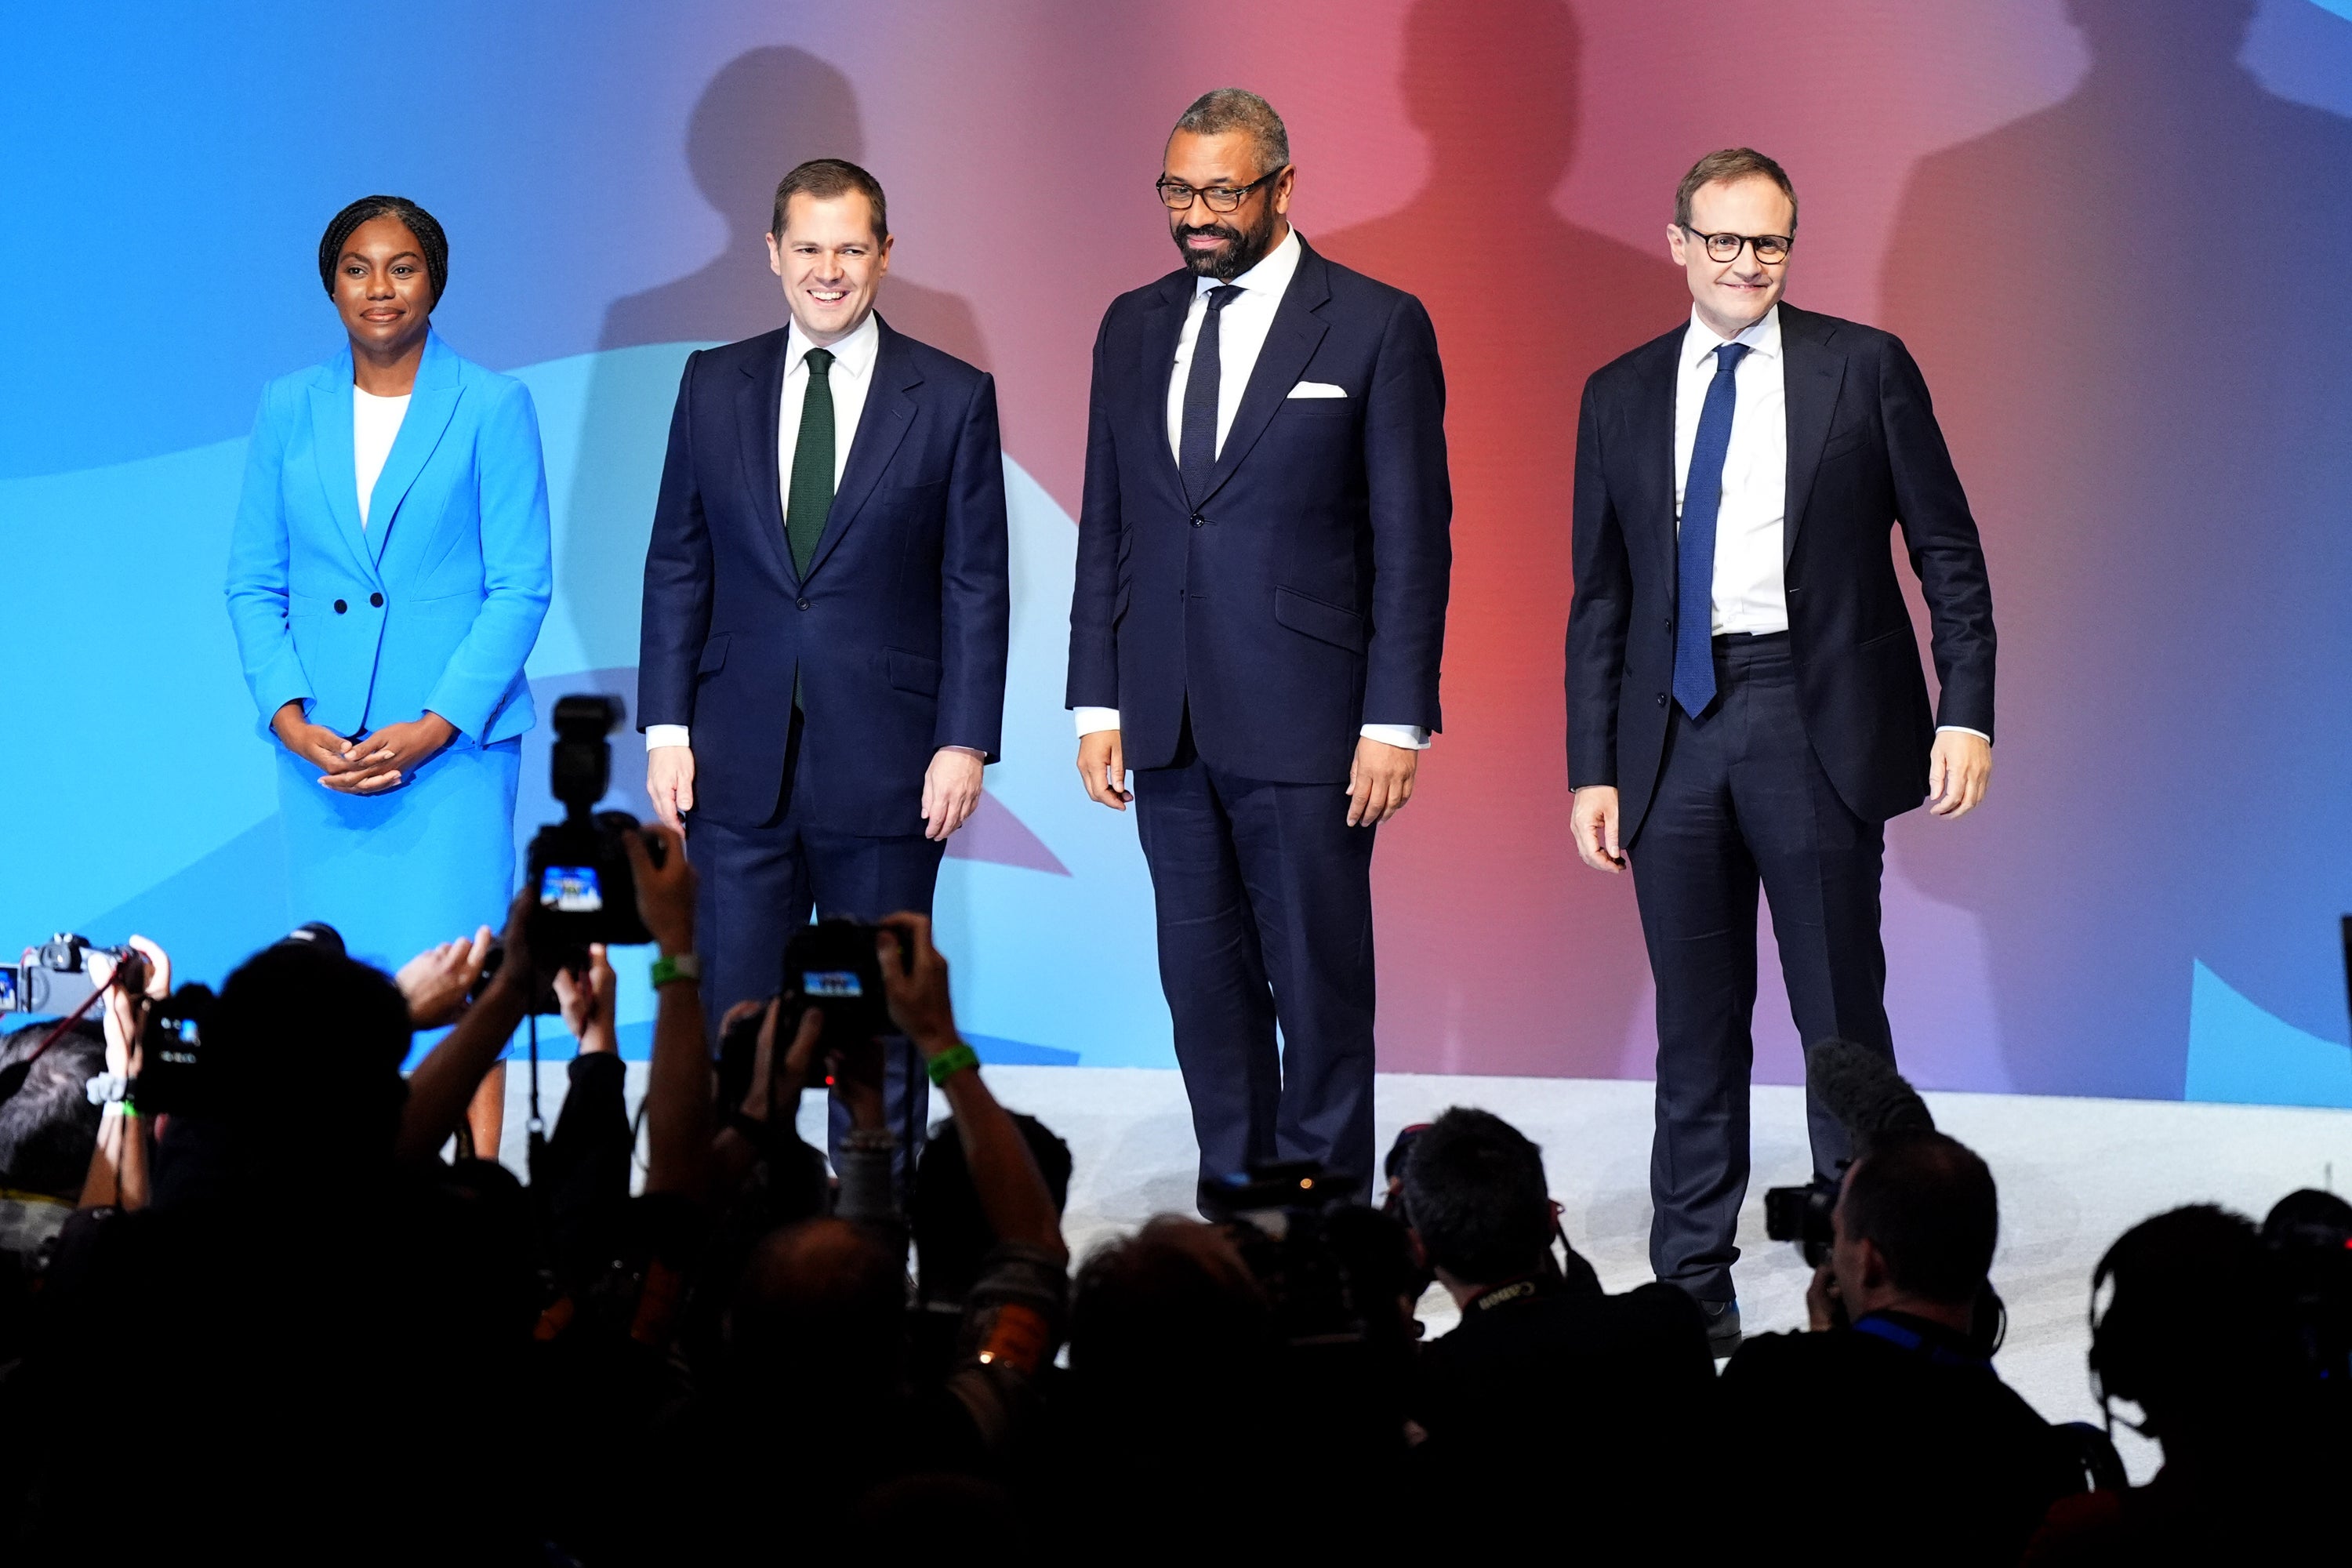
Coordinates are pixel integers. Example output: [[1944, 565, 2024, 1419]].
[[353, 388, 411, 531], [1076, 227, 1429, 752], [647, 310, 881, 753], [1672, 303, 1984, 742]]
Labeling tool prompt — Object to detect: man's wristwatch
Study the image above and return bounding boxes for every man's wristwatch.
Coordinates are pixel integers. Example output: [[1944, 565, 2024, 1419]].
[[649, 951, 701, 988]]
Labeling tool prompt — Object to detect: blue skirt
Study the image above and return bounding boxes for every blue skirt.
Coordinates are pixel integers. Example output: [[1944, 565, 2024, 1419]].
[[276, 735, 521, 977]]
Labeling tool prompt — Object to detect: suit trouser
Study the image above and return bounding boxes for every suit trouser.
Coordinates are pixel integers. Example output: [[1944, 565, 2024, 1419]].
[[1133, 717, 1380, 1201], [686, 713, 946, 1189], [1628, 633, 1895, 1302]]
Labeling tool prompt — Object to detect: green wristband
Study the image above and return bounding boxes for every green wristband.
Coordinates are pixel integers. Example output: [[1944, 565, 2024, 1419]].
[[649, 952, 701, 989], [924, 1042, 981, 1086]]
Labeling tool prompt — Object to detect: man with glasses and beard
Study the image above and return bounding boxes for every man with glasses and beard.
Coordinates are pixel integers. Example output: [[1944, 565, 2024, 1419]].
[[1065, 89, 1452, 1203]]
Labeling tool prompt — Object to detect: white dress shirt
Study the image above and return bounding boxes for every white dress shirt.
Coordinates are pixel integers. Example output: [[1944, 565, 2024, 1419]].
[[353, 389, 410, 531], [1675, 304, 1985, 742], [647, 311, 880, 753], [1075, 227, 1429, 752], [1674, 305, 1787, 635]]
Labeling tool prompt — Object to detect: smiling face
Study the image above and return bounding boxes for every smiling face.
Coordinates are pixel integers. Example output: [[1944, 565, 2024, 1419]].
[[332, 214, 435, 359], [766, 191, 891, 345], [1163, 128, 1292, 281], [1668, 174, 1794, 339]]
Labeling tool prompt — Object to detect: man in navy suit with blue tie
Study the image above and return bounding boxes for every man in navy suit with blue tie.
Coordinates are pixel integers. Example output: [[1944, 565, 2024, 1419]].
[[1566, 150, 1996, 1354], [639, 159, 1008, 1175], [1067, 90, 1452, 1200]]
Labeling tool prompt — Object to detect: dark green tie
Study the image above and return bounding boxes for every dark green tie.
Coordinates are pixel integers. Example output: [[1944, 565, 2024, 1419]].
[[785, 347, 836, 579]]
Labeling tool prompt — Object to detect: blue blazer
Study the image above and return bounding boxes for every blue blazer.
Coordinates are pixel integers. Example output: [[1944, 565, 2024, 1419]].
[[1065, 239, 1453, 785], [225, 332, 554, 746], [637, 318, 1011, 833], [1566, 303, 1996, 837]]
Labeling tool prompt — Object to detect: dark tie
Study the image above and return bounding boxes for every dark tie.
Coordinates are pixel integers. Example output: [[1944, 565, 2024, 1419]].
[[1178, 285, 1243, 502], [785, 346, 836, 580], [1672, 341, 1751, 719]]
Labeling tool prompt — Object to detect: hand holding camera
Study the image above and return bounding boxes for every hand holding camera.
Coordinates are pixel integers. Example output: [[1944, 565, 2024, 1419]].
[[874, 913, 958, 1058], [622, 822, 695, 954], [551, 943, 618, 1054]]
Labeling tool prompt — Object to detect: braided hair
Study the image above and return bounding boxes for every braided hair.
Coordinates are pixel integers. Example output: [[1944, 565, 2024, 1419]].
[[317, 194, 448, 304]]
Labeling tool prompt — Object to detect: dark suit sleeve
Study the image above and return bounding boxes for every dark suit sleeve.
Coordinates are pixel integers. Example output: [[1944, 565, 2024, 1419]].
[[637, 350, 712, 731], [936, 372, 1011, 760], [1880, 335, 1995, 739], [1065, 307, 1123, 711], [1565, 376, 1629, 789], [1360, 292, 1451, 731]]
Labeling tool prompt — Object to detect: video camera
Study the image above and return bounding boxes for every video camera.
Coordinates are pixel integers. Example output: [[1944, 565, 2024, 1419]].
[[1204, 1160, 1417, 1350], [1763, 1037, 1937, 1267], [523, 695, 666, 961], [0, 935, 136, 1017]]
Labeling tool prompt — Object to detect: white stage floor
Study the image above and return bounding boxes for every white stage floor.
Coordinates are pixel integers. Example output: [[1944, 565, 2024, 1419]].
[[500, 1064, 2351, 1483]]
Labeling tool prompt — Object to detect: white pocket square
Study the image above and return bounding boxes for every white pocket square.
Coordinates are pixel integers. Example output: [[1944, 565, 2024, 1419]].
[[1287, 381, 1348, 398]]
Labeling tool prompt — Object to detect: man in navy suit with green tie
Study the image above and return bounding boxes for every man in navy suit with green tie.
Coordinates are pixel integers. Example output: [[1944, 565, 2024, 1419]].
[[1566, 149, 1996, 1355], [639, 159, 1009, 1180]]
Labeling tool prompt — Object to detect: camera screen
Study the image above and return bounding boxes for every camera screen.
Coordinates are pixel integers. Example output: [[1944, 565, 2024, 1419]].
[[539, 864, 604, 913], [802, 970, 864, 999], [0, 965, 16, 1011]]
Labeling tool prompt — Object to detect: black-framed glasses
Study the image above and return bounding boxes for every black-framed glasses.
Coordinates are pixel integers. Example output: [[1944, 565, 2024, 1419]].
[[1156, 168, 1283, 213], [1682, 226, 1792, 265]]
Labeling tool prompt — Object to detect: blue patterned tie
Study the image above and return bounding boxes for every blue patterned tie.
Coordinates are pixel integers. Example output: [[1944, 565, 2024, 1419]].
[[1673, 341, 1751, 719]]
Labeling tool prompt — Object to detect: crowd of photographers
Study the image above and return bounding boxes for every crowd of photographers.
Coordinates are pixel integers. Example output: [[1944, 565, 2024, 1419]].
[[0, 831, 2347, 1561]]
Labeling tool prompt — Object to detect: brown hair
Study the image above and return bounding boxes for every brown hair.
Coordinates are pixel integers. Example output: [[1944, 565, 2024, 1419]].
[[768, 157, 888, 242], [1674, 147, 1798, 233]]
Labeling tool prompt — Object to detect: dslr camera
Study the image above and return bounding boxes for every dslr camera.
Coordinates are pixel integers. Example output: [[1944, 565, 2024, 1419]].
[[524, 695, 666, 955], [717, 917, 909, 1111], [1, 935, 136, 1017]]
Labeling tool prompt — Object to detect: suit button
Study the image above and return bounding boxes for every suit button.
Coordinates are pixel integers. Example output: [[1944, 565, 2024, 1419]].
[[1189, 513, 1204, 528], [1656, 692, 1668, 707], [370, 592, 384, 608], [1664, 617, 1674, 632], [796, 597, 811, 611], [333, 599, 347, 615]]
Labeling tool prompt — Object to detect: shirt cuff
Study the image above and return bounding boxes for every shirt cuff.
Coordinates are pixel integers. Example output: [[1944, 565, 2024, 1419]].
[[1360, 724, 1432, 750], [1073, 706, 1121, 738], [938, 745, 987, 759], [1935, 726, 1991, 743], [646, 724, 691, 751]]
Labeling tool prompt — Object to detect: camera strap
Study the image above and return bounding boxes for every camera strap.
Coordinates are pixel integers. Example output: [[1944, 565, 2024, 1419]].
[[1851, 1312, 1993, 1374]]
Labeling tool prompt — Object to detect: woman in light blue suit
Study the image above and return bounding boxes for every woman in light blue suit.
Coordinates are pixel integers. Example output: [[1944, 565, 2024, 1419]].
[[226, 196, 550, 1142]]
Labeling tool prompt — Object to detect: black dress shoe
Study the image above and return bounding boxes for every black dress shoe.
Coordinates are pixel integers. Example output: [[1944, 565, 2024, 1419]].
[[1700, 1299, 1742, 1359]]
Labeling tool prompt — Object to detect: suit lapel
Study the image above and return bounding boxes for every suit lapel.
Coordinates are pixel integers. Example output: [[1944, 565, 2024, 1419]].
[[1194, 241, 1331, 509], [305, 353, 378, 584], [804, 318, 920, 582], [736, 328, 796, 587], [1632, 329, 1684, 587], [1138, 274, 1192, 510], [1779, 306, 1846, 566], [360, 332, 463, 568]]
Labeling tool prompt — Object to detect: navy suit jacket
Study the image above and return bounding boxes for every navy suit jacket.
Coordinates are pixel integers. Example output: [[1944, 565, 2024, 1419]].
[[1065, 239, 1451, 785], [1566, 303, 1995, 837], [638, 317, 1009, 833]]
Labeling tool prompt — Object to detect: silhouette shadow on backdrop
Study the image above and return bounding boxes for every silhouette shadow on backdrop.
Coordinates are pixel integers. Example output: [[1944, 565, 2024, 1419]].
[[561, 46, 1051, 876], [1880, 0, 2352, 1096], [1319, 0, 1691, 1076], [598, 45, 987, 362]]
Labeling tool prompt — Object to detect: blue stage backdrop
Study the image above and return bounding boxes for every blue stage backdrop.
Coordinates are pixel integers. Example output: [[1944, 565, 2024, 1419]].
[[5, 1, 2350, 1104]]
